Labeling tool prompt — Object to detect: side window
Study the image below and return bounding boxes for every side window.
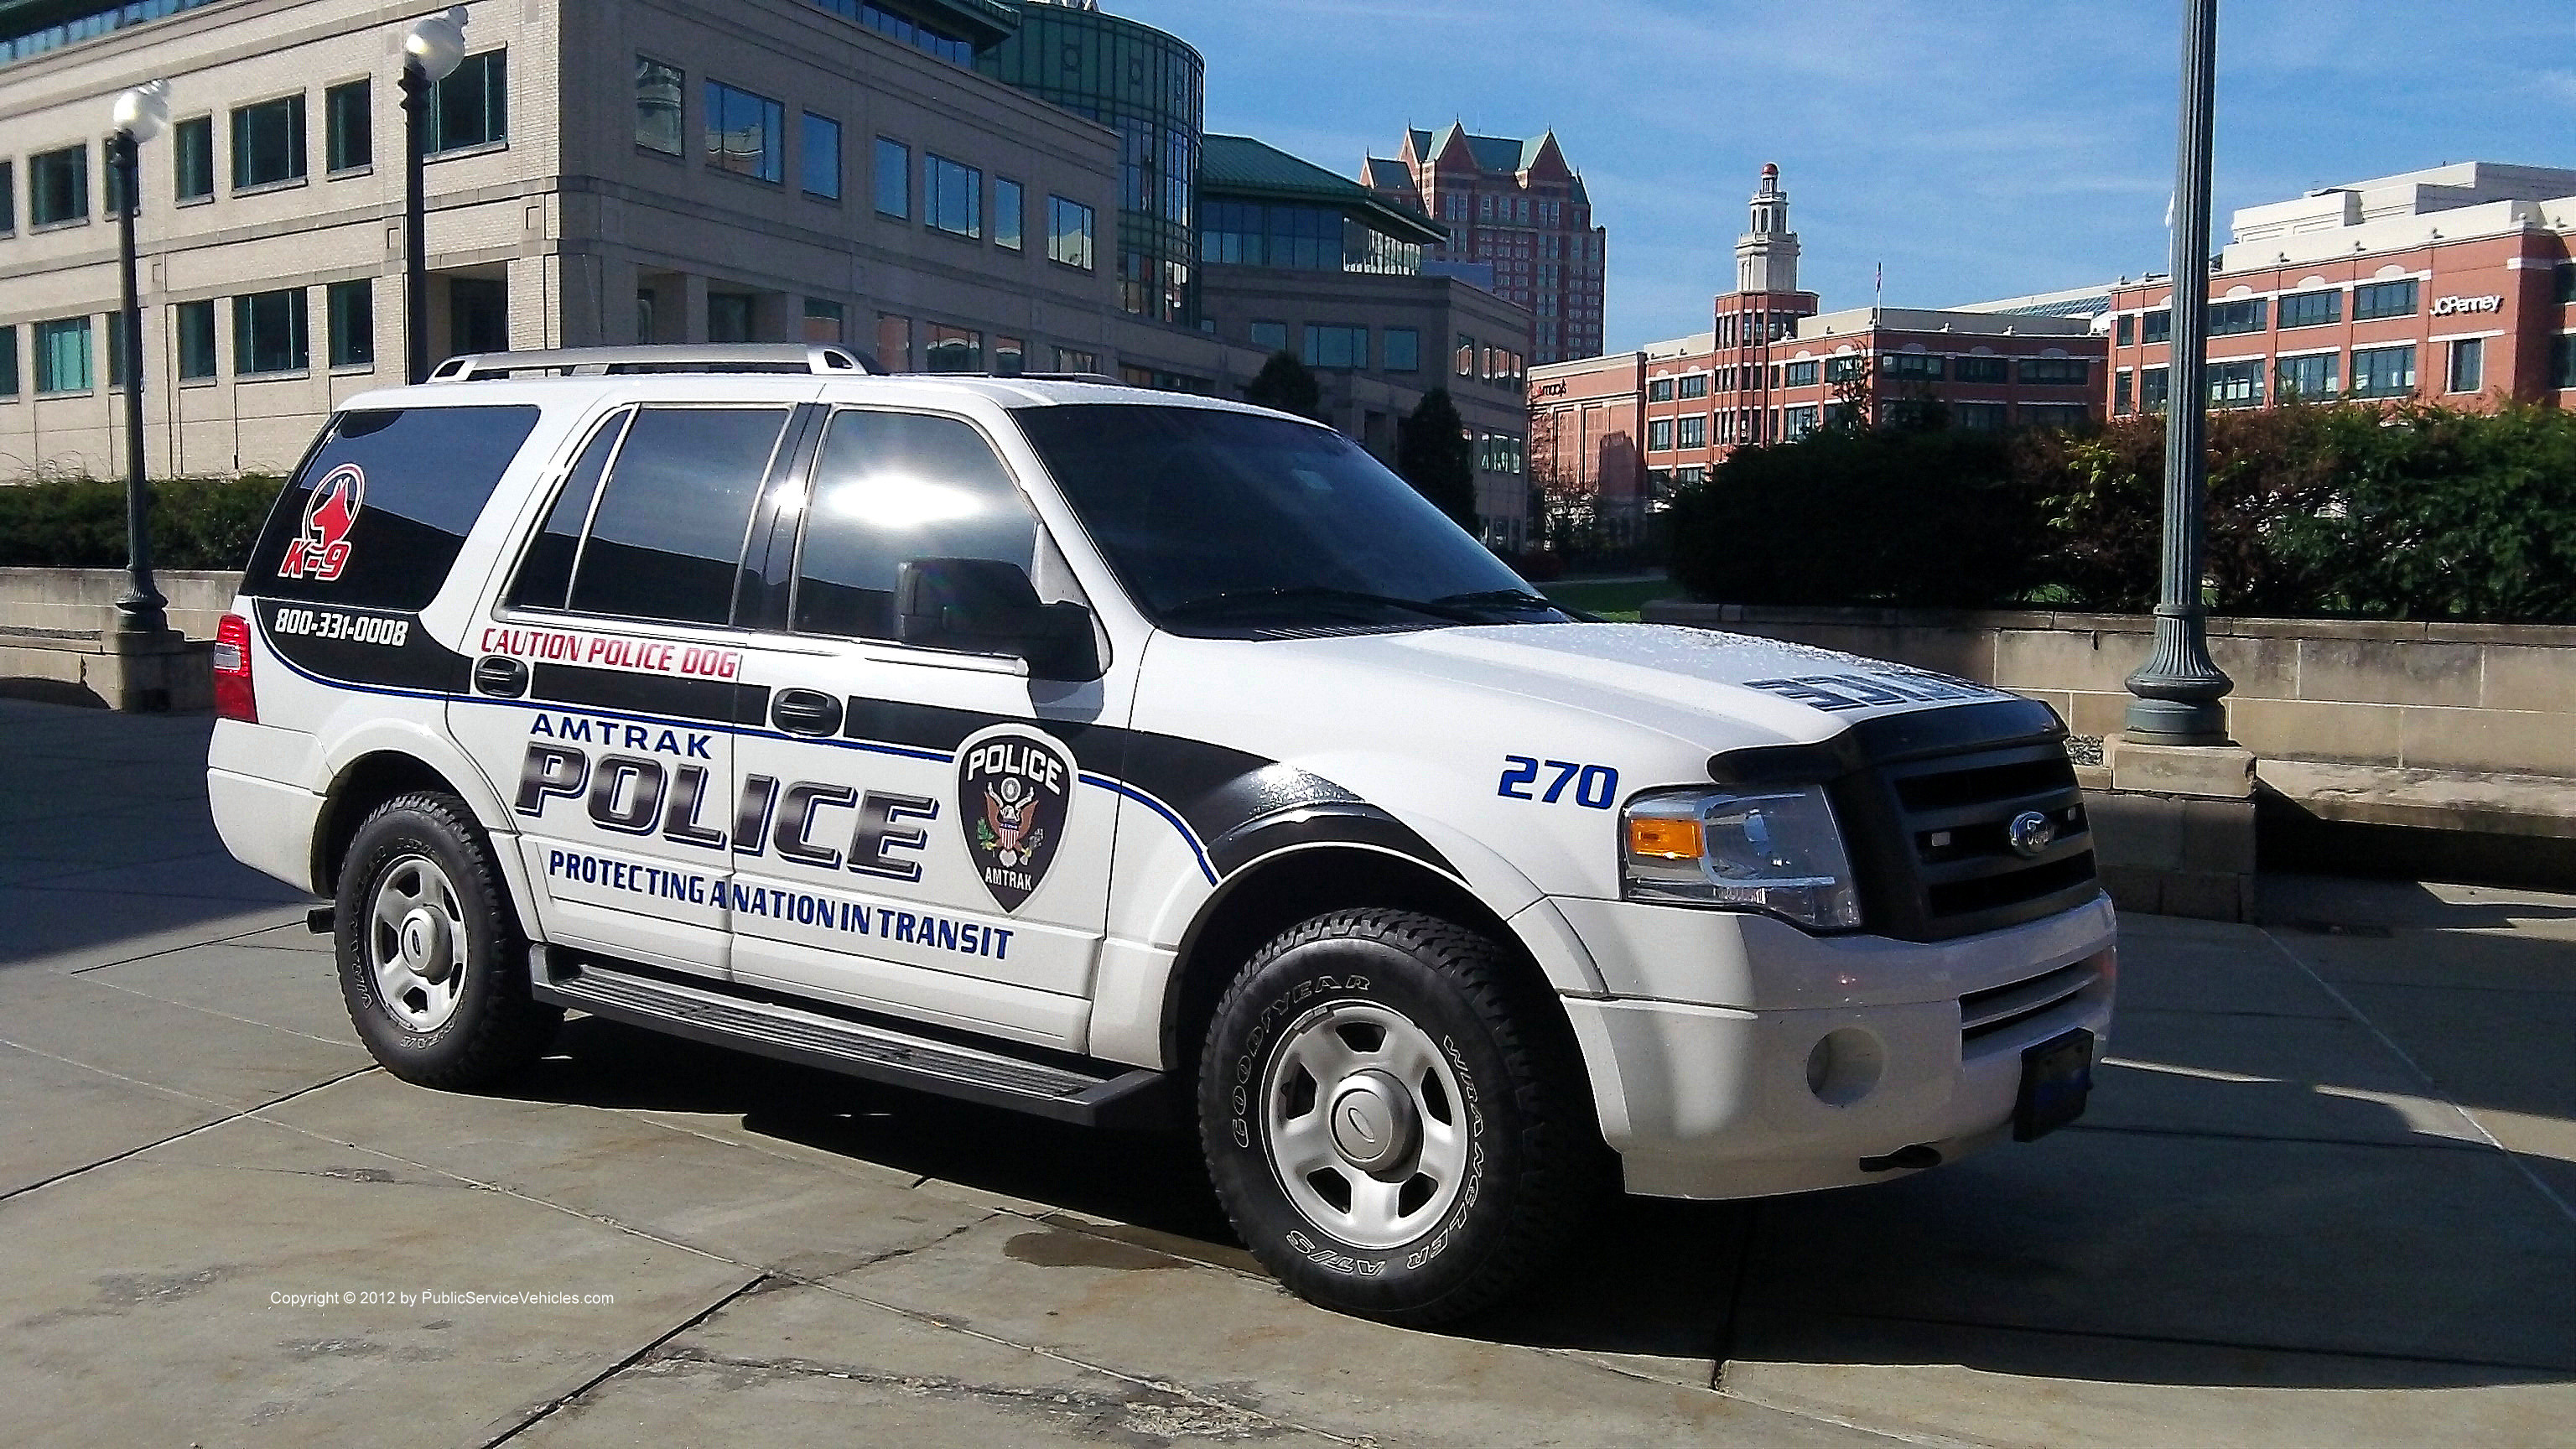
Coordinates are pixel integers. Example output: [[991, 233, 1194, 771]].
[[792, 410, 1035, 641], [506, 409, 630, 610], [245, 404, 542, 609], [567, 406, 789, 626]]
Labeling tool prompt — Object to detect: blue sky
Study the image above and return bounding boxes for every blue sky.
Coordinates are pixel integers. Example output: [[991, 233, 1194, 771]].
[[1111, 0, 2576, 351]]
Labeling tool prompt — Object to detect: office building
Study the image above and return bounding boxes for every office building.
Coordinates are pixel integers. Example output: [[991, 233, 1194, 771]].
[[1529, 164, 2107, 509], [1365, 122, 1602, 364], [2105, 162, 2576, 416], [0, 0, 1526, 499], [1197, 133, 1535, 547]]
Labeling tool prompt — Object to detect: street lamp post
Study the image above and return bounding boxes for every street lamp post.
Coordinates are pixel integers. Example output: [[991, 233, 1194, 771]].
[[401, 7, 468, 385], [109, 80, 170, 637], [2122, 0, 2233, 743]]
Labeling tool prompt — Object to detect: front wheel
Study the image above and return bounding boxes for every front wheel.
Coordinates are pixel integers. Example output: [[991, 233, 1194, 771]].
[[335, 792, 559, 1089], [1197, 909, 1602, 1326]]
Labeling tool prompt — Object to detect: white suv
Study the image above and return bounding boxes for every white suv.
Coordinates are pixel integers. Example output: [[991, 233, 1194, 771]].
[[206, 345, 2115, 1324]]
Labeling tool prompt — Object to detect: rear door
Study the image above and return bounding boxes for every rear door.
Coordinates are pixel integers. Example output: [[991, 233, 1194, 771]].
[[449, 397, 809, 977], [724, 405, 1133, 1050]]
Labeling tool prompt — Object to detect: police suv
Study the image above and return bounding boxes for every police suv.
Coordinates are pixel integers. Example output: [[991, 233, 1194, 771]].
[[207, 345, 2114, 1325]]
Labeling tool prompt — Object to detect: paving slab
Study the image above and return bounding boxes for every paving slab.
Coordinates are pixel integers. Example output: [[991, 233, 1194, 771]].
[[2090, 1007, 2486, 1147], [2112, 914, 2350, 1018], [1736, 1126, 2576, 1372], [1722, 1310, 2575, 1449], [0, 1041, 227, 1197], [75, 939, 361, 1046], [0, 1114, 757, 1449], [0, 898, 309, 974], [262, 1064, 998, 1283], [0, 969, 370, 1108], [513, 1277, 1350, 1448], [834, 1214, 1890, 1448]]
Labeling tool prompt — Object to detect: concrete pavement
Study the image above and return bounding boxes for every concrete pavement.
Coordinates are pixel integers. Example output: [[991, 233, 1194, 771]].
[[1, 696, 2570, 1447]]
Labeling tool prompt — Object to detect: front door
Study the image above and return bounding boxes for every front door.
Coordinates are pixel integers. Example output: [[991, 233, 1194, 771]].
[[725, 406, 1130, 1051]]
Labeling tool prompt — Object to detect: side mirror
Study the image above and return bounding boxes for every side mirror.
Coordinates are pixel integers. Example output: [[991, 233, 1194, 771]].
[[896, 558, 1101, 680]]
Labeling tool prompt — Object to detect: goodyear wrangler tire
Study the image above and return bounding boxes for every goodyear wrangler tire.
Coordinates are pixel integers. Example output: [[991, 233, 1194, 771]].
[[335, 792, 560, 1089], [1197, 908, 1602, 1325]]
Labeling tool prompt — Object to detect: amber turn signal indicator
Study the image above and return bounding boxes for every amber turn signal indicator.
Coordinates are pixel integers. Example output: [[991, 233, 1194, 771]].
[[1626, 816, 1703, 860]]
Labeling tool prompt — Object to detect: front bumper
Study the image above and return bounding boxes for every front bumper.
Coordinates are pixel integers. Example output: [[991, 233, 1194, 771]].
[[1541, 896, 2116, 1200]]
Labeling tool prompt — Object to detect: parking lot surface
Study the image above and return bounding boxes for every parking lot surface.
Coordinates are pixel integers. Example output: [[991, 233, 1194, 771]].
[[1, 696, 2569, 1447]]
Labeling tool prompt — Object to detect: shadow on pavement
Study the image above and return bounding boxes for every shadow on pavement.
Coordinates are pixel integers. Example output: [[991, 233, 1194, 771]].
[[505, 1005, 2573, 1392]]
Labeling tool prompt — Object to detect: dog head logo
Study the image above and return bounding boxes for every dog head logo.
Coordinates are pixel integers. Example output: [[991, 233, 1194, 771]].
[[278, 462, 365, 583], [957, 730, 1072, 912]]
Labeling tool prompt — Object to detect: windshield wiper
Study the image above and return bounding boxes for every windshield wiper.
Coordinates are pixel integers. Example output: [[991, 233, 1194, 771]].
[[1161, 586, 1475, 625], [1427, 589, 1565, 614]]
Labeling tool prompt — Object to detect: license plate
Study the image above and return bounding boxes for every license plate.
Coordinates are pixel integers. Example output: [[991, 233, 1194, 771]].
[[2013, 1027, 2094, 1142]]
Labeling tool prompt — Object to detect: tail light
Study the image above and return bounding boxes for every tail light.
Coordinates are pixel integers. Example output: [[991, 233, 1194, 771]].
[[212, 612, 257, 723]]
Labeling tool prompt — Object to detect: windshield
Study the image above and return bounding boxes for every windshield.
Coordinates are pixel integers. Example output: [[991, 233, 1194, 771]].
[[1013, 404, 1566, 636]]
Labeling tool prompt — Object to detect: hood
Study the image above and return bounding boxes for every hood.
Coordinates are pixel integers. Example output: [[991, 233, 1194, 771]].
[[1354, 621, 2021, 752]]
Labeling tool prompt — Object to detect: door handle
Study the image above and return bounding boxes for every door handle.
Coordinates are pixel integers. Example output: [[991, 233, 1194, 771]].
[[771, 688, 844, 737], [472, 655, 529, 698]]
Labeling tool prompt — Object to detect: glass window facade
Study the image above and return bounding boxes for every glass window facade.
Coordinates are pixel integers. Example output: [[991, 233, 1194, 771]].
[[234, 288, 309, 375], [175, 299, 216, 380], [2277, 352, 2336, 399], [635, 59, 683, 155], [2350, 344, 2417, 398], [2447, 336, 2484, 395], [705, 81, 783, 183], [874, 138, 908, 217], [1384, 327, 1419, 372], [801, 112, 841, 197], [994, 178, 1022, 249], [2018, 357, 2090, 386], [34, 317, 91, 392], [325, 80, 370, 172], [924, 153, 979, 236], [799, 0, 977, 65], [978, 4, 1202, 322], [2206, 298, 2267, 336], [2207, 357, 2263, 408], [428, 50, 506, 153], [1781, 360, 1820, 387], [2352, 279, 2418, 321], [29, 144, 86, 225], [1301, 324, 1366, 370], [1197, 200, 1420, 275], [327, 280, 373, 368], [173, 117, 212, 201], [2278, 290, 2340, 329], [1046, 195, 1093, 269]]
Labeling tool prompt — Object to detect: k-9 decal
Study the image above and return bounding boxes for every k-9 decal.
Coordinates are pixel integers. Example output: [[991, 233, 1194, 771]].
[[957, 727, 1074, 912], [1497, 756, 1618, 809], [277, 461, 365, 582]]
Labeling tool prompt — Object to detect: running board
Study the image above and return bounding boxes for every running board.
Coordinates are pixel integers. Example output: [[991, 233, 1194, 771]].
[[532, 955, 1171, 1130]]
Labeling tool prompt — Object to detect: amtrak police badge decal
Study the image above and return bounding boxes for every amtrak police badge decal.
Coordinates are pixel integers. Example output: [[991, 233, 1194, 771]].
[[958, 728, 1072, 912]]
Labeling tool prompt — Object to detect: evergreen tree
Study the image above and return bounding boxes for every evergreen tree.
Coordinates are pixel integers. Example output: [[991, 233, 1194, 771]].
[[1397, 388, 1479, 531], [1244, 349, 1322, 420]]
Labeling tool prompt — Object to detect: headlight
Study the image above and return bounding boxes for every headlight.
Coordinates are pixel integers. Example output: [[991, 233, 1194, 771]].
[[1621, 785, 1862, 930]]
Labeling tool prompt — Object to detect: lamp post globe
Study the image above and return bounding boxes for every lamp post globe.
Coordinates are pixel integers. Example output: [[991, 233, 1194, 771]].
[[400, 7, 470, 383], [109, 79, 173, 639], [403, 7, 469, 82]]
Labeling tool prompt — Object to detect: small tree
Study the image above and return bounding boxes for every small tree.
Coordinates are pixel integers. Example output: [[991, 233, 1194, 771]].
[[1244, 349, 1322, 420], [1397, 388, 1478, 531]]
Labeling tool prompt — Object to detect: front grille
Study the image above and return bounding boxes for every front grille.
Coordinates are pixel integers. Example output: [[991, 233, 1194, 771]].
[[1826, 724, 2101, 942]]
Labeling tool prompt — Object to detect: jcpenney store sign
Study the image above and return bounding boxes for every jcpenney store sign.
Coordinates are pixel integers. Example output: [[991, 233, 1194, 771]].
[[2431, 294, 2504, 316]]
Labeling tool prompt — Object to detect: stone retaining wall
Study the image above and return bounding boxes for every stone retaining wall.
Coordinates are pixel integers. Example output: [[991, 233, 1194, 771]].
[[1644, 601, 2576, 780], [0, 569, 242, 709]]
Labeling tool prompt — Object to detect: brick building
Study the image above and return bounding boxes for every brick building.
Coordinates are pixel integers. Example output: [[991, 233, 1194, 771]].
[[2105, 162, 2576, 417], [1363, 122, 1602, 364], [1528, 164, 2107, 511]]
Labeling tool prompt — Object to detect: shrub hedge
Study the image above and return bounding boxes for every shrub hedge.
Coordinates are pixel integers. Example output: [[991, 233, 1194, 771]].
[[0, 475, 282, 571], [1667, 401, 2576, 625]]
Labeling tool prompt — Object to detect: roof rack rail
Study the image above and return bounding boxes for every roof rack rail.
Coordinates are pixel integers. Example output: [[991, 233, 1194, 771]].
[[426, 344, 880, 382]]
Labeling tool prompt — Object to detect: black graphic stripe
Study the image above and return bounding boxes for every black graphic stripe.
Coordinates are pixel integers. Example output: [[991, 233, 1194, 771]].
[[253, 601, 471, 693], [528, 662, 770, 728]]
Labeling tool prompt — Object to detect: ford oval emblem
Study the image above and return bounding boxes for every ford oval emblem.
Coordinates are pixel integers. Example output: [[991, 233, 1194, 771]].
[[2007, 810, 2057, 858]]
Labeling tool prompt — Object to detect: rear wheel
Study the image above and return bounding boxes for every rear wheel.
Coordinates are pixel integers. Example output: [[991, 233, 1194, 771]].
[[1197, 908, 1602, 1326], [335, 792, 558, 1088]]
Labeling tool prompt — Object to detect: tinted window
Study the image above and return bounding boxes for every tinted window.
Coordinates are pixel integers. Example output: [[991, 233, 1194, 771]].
[[1017, 405, 1545, 634], [568, 407, 787, 625], [793, 411, 1034, 640], [246, 405, 543, 607], [507, 411, 629, 610]]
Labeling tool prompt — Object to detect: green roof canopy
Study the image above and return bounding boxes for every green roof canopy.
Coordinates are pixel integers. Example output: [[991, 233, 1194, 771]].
[[1201, 134, 1445, 247]]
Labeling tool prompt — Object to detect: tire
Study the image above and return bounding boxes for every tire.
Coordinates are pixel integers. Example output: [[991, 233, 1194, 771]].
[[1197, 908, 1603, 1326], [335, 791, 559, 1089]]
